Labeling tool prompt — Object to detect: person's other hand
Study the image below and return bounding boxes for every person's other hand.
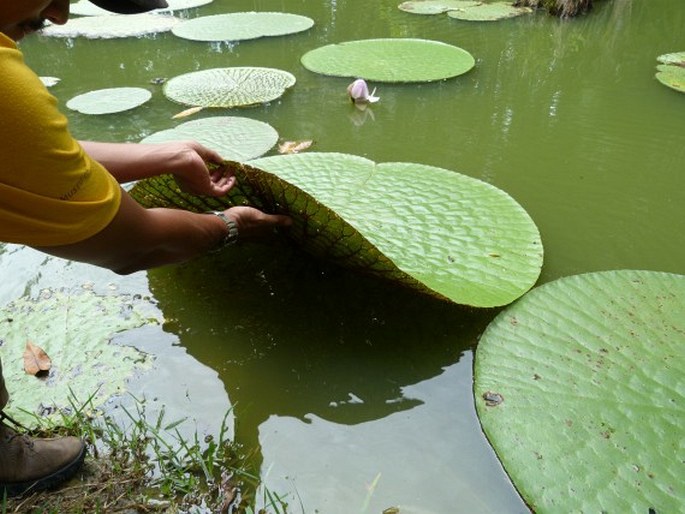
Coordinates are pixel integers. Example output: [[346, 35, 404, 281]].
[[164, 140, 236, 197], [224, 206, 292, 241]]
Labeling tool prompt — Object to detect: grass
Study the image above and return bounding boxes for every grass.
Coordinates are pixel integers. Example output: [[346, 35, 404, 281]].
[[1, 391, 293, 514]]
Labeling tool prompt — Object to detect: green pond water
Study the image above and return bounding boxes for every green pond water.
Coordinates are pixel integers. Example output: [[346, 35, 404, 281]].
[[2, 0, 684, 512]]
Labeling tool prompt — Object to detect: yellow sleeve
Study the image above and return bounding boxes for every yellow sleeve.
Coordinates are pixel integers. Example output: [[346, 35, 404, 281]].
[[0, 34, 121, 247]]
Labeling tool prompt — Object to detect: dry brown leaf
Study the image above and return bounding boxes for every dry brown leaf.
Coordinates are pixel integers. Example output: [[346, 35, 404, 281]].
[[24, 341, 52, 376], [171, 106, 204, 119], [278, 139, 313, 155]]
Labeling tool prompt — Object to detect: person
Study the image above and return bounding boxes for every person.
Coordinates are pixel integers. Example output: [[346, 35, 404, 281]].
[[0, 0, 291, 497]]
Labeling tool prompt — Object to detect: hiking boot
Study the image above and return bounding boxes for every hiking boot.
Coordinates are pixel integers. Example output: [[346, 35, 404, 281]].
[[0, 420, 86, 497]]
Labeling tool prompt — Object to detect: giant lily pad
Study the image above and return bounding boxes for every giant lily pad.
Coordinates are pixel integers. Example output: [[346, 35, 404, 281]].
[[41, 13, 179, 38], [140, 116, 278, 161], [447, 2, 533, 21], [69, 0, 212, 16], [172, 12, 314, 42], [0, 289, 160, 426], [300, 38, 475, 82], [163, 67, 296, 108], [655, 64, 685, 94], [657, 51, 685, 66], [474, 270, 685, 512], [67, 87, 152, 115], [130, 153, 543, 307], [398, 0, 481, 15]]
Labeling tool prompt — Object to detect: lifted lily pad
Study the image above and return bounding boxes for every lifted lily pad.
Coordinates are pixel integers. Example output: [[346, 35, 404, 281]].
[[141, 116, 278, 161], [474, 270, 685, 512], [69, 0, 212, 16], [66, 87, 152, 115], [172, 12, 314, 42], [447, 2, 533, 21], [41, 13, 180, 39], [398, 0, 482, 15], [0, 289, 160, 426], [301, 38, 475, 83], [130, 153, 543, 307], [163, 67, 296, 108]]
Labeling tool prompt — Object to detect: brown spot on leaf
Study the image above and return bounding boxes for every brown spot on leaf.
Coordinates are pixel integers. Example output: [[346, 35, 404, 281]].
[[483, 391, 503, 407], [23, 340, 52, 376]]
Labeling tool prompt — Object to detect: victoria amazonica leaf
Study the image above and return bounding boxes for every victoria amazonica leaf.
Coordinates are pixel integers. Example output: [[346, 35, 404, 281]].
[[130, 153, 543, 307], [447, 2, 532, 21], [655, 64, 685, 94], [172, 12, 314, 42], [69, 0, 212, 16], [301, 38, 475, 82], [141, 116, 278, 161], [41, 13, 179, 38], [474, 270, 685, 513], [163, 67, 296, 108], [657, 51, 685, 66], [0, 289, 159, 426], [66, 87, 152, 114], [398, 0, 481, 15]]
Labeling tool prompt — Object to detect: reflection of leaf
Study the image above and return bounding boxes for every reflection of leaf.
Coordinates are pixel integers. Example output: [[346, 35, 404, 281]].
[[278, 140, 313, 154], [130, 153, 543, 308], [23, 341, 52, 376], [172, 12, 314, 42], [474, 270, 685, 513]]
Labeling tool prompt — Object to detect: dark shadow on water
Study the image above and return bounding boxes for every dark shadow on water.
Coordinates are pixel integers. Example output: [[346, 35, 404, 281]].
[[147, 239, 497, 472]]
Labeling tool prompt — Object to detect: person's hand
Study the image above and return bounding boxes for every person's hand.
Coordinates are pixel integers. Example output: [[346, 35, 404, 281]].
[[224, 206, 292, 241], [166, 140, 236, 197]]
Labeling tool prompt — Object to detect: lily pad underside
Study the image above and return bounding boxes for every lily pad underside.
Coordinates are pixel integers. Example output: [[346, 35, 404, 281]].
[[447, 2, 533, 21], [172, 12, 314, 42], [69, 0, 212, 16], [140, 116, 279, 162], [163, 67, 296, 108], [41, 13, 180, 38], [130, 152, 543, 308], [300, 38, 475, 82], [655, 64, 685, 94], [398, 0, 481, 15], [474, 270, 685, 513], [66, 87, 152, 115], [0, 289, 160, 426]]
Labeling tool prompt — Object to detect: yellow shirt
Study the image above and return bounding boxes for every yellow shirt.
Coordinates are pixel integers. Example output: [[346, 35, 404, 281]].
[[0, 33, 121, 246]]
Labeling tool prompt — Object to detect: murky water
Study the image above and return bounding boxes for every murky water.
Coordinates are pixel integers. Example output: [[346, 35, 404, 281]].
[[3, 0, 684, 512]]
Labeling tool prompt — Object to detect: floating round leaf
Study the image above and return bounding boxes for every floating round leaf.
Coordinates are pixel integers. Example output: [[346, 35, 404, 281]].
[[163, 67, 296, 108], [398, 0, 481, 15], [447, 2, 532, 21], [655, 64, 685, 94], [474, 270, 685, 513], [41, 13, 180, 38], [66, 87, 152, 115], [301, 38, 475, 82], [130, 153, 543, 307], [141, 116, 278, 161], [172, 12, 314, 42], [70, 0, 212, 16], [656, 51, 685, 66]]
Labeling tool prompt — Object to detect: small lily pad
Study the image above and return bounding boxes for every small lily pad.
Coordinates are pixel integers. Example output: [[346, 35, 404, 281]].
[[172, 12, 314, 42], [655, 64, 685, 93], [474, 270, 685, 513], [41, 13, 180, 39], [163, 67, 296, 108], [0, 289, 159, 426], [656, 51, 685, 66], [301, 38, 475, 83], [140, 116, 278, 161], [66, 87, 152, 115], [447, 2, 532, 21], [70, 0, 213, 16], [398, 0, 481, 15], [40, 76, 61, 87]]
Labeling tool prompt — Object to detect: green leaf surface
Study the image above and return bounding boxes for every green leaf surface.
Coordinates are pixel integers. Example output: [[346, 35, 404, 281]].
[[66, 87, 152, 115], [41, 13, 180, 38], [140, 116, 278, 161], [655, 64, 685, 94], [447, 2, 533, 21], [474, 270, 685, 513], [398, 0, 483, 15], [171, 12, 314, 42], [163, 67, 296, 108], [0, 289, 159, 426], [300, 38, 475, 82], [656, 51, 685, 66], [130, 153, 543, 307], [69, 0, 212, 16]]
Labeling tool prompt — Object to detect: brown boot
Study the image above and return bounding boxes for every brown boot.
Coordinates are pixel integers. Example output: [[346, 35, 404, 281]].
[[0, 418, 85, 497]]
